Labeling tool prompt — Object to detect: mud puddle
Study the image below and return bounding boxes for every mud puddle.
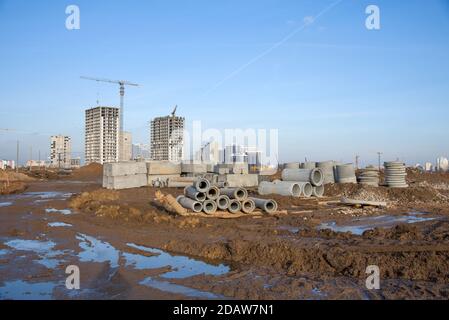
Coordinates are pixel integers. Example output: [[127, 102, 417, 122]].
[[0, 202, 13, 208], [318, 212, 438, 235], [48, 222, 72, 228], [125, 243, 229, 279], [0, 280, 55, 300], [4, 239, 70, 269], [45, 208, 72, 215], [140, 278, 225, 299]]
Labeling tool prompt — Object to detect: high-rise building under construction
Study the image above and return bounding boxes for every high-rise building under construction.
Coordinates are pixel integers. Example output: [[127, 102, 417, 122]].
[[150, 111, 184, 161], [85, 106, 120, 164]]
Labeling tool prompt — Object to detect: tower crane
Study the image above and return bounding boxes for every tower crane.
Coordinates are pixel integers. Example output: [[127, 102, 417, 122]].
[[80, 76, 139, 133], [171, 105, 178, 117]]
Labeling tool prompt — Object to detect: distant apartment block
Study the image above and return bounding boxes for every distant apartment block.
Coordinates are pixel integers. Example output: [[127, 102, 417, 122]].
[[1, 160, 15, 170], [150, 114, 184, 161], [132, 143, 151, 160], [50, 135, 72, 168], [85, 106, 120, 165]]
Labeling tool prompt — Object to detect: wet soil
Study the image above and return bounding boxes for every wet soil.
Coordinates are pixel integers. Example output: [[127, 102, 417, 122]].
[[1, 172, 449, 299]]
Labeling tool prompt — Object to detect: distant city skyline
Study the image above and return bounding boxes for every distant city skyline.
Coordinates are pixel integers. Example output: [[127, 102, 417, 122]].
[[1, 0, 449, 166]]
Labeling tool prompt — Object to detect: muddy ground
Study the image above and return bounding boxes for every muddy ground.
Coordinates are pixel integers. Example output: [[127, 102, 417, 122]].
[[0, 168, 448, 300]]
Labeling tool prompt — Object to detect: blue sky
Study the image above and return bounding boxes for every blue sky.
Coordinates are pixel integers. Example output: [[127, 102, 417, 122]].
[[0, 0, 448, 166]]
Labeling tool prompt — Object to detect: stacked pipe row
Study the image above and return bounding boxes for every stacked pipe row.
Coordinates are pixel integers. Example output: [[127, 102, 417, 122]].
[[259, 167, 324, 198], [357, 166, 379, 186], [177, 178, 278, 214], [384, 161, 408, 188]]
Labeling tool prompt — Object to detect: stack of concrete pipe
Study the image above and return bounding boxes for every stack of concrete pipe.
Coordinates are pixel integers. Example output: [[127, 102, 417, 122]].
[[284, 162, 300, 169], [335, 164, 357, 184], [301, 162, 317, 170], [357, 166, 379, 187], [316, 161, 335, 184], [260, 167, 325, 198], [384, 161, 408, 188], [176, 178, 278, 214]]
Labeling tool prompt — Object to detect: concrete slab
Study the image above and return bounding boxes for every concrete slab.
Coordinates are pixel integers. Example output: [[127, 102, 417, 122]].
[[104, 162, 147, 177], [181, 162, 208, 174], [103, 174, 147, 190], [146, 161, 181, 175]]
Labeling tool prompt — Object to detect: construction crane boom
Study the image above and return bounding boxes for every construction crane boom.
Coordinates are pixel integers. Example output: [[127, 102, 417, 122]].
[[80, 76, 139, 134], [171, 105, 178, 117]]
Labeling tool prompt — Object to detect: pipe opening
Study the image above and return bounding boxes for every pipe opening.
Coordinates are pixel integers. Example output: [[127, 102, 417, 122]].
[[236, 189, 245, 199], [205, 202, 214, 211], [218, 198, 227, 206], [312, 170, 322, 183], [208, 188, 217, 197], [198, 181, 208, 190], [230, 202, 239, 210], [266, 202, 275, 210], [197, 192, 206, 201], [193, 203, 202, 212], [243, 202, 252, 210], [292, 184, 301, 197], [303, 183, 313, 197]]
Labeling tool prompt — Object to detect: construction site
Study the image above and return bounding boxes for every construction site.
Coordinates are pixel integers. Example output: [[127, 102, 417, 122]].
[[1, 1, 449, 307], [1, 153, 449, 300]]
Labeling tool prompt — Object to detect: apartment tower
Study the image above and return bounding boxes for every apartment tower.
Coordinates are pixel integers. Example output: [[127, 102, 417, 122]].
[[85, 106, 120, 165], [150, 114, 184, 161], [50, 135, 71, 168]]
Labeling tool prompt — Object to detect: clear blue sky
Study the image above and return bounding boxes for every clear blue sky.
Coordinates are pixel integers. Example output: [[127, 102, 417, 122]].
[[1, 0, 448, 166]]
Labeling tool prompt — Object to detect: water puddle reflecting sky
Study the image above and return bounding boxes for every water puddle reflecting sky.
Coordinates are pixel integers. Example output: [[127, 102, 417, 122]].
[[318, 212, 438, 235]]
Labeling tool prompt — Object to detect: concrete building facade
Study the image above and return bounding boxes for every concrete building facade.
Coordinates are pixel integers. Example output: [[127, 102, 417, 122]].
[[119, 131, 132, 161], [50, 135, 71, 168], [85, 106, 120, 165], [150, 115, 184, 161]]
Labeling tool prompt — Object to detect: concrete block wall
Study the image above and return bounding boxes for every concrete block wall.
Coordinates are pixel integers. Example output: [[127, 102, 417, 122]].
[[146, 161, 181, 175], [103, 162, 147, 176], [181, 162, 208, 174], [103, 174, 147, 190]]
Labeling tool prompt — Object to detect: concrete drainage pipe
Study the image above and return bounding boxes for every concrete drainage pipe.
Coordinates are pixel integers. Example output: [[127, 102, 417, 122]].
[[317, 161, 335, 184], [281, 168, 324, 186], [384, 161, 408, 188], [284, 162, 300, 169], [220, 187, 248, 201], [241, 199, 256, 214], [335, 164, 357, 184], [301, 162, 317, 169], [312, 185, 325, 197], [258, 181, 301, 197], [296, 182, 313, 197], [194, 178, 211, 193], [216, 195, 230, 210], [202, 200, 217, 214], [206, 186, 220, 200], [228, 199, 242, 214], [249, 198, 278, 214], [176, 196, 203, 213], [184, 186, 207, 202]]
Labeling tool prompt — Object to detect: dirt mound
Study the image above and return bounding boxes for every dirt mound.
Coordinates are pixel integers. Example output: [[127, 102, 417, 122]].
[[325, 183, 447, 206], [0, 181, 27, 195], [0, 169, 36, 182], [21, 169, 59, 180], [69, 189, 119, 209], [69, 163, 103, 181]]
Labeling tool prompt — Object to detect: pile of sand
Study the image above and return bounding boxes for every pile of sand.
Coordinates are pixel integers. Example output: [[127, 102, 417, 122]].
[[0, 170, 36, 182], [69, 163, 103, 181]]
